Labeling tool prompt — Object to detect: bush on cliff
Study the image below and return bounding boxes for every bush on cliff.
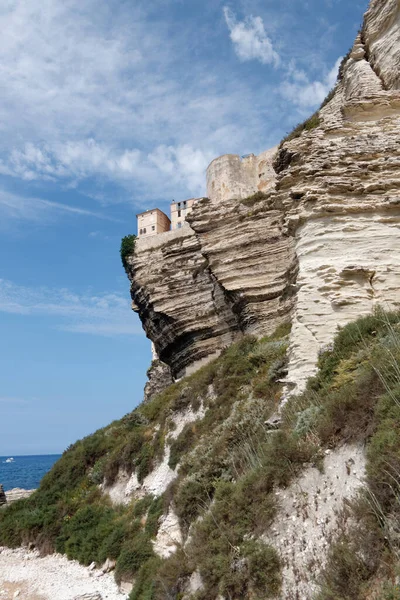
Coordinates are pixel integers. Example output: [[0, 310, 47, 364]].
[[120, 234, 137, 270]]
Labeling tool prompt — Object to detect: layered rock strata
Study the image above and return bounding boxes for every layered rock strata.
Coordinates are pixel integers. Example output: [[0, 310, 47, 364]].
[[127, 0, 400, 390], [278, 0, 400, 389], [126, 196, 297, 378], [143, 360, 174, 404]]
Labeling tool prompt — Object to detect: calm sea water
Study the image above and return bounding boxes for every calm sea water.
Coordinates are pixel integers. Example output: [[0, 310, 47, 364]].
[[0, 454, 62, 491]]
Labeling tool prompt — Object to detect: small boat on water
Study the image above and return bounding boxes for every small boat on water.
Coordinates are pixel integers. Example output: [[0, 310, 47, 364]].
[[5, 457, 14, 463]]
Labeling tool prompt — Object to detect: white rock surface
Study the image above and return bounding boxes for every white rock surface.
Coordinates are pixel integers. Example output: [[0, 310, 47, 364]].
[[4, 489, 35, 504], [288, 213, 400, 390], [282, 0, 400, 392], [168, 403, 206, 441], [106, 403, 206, 505], [265, 445, 366, 599], [0, 547, 126, 600], [152, 508, 183, 559], [105, 447, 177, 505]]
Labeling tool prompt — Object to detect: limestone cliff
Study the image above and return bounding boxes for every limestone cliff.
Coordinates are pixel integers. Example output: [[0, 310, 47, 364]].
[[125, 0, 400, 390], [127, 199, 297, 378], [279, 0, 400, 389]]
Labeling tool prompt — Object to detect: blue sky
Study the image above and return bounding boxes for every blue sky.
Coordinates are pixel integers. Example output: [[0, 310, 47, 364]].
[[0, 0, 368, 455]]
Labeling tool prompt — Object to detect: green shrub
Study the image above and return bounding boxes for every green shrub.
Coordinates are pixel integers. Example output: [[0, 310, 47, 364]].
[[145, 496, 164, 538], [120, 234, 137, 270], [129, 557, 162, 600], [169, 424, 196, 470], [56, 505, 116, 564], [281, 111, 321, 144], [243, 541, 281, 597], [115, 534, 154, 583], [317, 539, 372, 600]]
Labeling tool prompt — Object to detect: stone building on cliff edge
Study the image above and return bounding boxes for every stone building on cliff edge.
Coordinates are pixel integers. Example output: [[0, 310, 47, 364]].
[[136, 147, 278, 239]]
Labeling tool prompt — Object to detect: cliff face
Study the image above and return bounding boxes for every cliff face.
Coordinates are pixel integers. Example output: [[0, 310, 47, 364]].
[[280, 0, 400, 389], [126, 0, 400, 388], [128, 199, 296, 378]]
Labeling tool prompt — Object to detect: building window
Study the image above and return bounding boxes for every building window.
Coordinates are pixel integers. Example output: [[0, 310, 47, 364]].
[[152, 225, 155, 231], [143, 228, 146, 234], [183, 201, 187, 206], [140, 228, 143, 235], [178, 210, 181, 217], [177, 222, 182, 229]]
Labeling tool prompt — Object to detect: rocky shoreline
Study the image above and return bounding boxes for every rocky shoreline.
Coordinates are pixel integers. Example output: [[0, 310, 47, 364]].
[[0, 547, 127, 600], [0, 489, 127, 599], [0, 486, 36, 506]]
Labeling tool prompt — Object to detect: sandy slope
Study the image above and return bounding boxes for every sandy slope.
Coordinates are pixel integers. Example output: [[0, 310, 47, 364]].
[[0, 548, 127, 600]]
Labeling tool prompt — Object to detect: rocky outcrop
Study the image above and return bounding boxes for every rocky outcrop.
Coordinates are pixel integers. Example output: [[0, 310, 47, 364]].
[[0, 487, 35, 506], [126, 195, 297, 378], [5, 489, 35, 504], [279, 0, 400, 390], [127, 225, 241, 378], [143, 360, 174, 403], [126, 0, 400, 389], [264, 444, 366, 598]]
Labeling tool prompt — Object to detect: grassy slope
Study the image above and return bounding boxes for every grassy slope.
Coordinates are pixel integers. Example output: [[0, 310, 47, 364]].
[[1, 312, 400, 599]]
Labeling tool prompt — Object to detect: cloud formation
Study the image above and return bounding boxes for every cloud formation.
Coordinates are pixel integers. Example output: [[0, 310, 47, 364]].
[[0, 397, 29, 406], [0, 279, 141, 336], [0, 189, 117, 224], [280, 57, 342, 108], [0, 0, 351, 207], [0, 0, 268, 201], [0, 141, 214, 200], [223, 7, 280, 67]]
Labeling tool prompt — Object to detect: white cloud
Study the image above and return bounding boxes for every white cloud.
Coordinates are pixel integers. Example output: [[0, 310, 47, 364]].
[[0, 140, 214, 199], [0, 189, 118, 224], [0, 397, 29, 406], [88, 231, 110, 240], [223, 7, 280, 67], [0, 279, 142, 337], [0, 0, 272, 201], [0, 0, 350, 206], [280, 57, 342, 108]]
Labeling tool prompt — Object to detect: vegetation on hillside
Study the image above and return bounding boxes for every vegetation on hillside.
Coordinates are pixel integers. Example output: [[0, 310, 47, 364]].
[[286, 310, 400, 599], [2, 310, 400, 598], [120, 234, 137, 270], [280, 111, 322, 145], [0, 326, 290, 598]]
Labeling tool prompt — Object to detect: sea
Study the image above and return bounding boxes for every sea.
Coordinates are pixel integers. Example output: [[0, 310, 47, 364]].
[[0, 454, 62, 491]]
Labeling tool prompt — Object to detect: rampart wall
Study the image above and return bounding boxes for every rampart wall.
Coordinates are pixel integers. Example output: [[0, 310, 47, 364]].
[[206, 148, 278, 203]]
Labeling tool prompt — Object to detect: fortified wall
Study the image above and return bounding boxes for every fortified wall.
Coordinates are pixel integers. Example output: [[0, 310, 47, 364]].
[[206, 147, 277, 203], [125, 0, 400, 392]]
